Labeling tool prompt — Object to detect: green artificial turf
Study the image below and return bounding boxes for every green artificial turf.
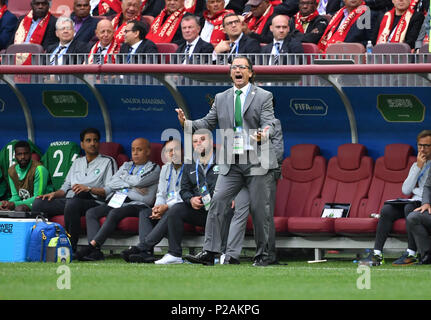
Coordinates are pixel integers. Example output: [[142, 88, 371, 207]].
[[1, 255, 431, 300]]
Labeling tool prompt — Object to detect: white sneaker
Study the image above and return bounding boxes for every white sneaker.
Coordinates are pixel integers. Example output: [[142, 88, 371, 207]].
[[155, 253, 183, 265]]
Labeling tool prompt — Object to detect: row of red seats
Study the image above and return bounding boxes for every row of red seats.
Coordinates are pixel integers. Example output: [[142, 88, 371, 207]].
[[49, 142, 416, 241], [260, 143, 415, 237]]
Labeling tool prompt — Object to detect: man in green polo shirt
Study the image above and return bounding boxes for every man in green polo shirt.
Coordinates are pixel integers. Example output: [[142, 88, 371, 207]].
[[0, 141, 49, 212]]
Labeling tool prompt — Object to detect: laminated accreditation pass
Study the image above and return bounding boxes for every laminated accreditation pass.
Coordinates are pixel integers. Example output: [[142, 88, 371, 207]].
[[108, 191, 128, 208], [233, 128, 244, 155]]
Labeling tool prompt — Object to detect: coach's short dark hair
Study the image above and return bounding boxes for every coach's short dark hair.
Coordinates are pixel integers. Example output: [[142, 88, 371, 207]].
[[14, 141, 31, 152], [80, 128, 101, 142]]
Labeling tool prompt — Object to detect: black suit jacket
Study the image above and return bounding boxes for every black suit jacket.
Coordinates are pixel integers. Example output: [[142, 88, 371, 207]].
[[119, 39, 158, 64], [0, 10, 18, 50], [226, 0, 248, 14], [175, 38, 214, 64], [141, 0, 165, 17], [216, 34, 261, 64], [11, 13, 58, 50], [261, 34, 304, 64], [45, 39, 92, 64], [71, 14, 99, 45], [289, 15, 329, 44]]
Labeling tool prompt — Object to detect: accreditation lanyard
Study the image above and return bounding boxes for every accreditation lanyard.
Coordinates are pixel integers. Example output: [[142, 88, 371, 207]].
[[166, 164, 184, 193], [124, 163, 144, 192], [195, 156, 214, 190], [417, 161, 431, 184]]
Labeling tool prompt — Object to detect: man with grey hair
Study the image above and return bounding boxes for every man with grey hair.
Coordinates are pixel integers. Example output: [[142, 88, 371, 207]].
[[46, 16, 91, 65], [175, 14, 214, 64]]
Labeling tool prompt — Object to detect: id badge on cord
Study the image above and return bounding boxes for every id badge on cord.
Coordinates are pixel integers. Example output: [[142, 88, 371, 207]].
[[233, 127, 244, 155], [166, 191, 179, 207], [200, 185, 211, 211], [108, 191, 128, 208]]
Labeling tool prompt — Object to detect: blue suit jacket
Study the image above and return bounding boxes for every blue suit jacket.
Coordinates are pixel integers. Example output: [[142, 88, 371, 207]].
[[0, 10, 18, 50], [71, 14, 99, 45]]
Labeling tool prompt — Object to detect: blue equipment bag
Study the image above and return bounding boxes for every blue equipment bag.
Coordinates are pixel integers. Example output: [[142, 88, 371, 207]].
[[27, 217, 72, 263]]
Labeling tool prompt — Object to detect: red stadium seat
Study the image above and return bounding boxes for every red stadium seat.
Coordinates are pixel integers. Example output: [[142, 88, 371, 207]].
[[288, 143, 373, 235], [156, 43, 178, 64], [302, 43, 320, 64], [372, 43, 411, 64], [246, 144, 326, 234], [99, 142, 129, 168], [150, 142, 164, 167], [326, 42, 366, 64], [273, 144, 326, 234], [334, 143, 415, 235], [7, 0, 30, 17]]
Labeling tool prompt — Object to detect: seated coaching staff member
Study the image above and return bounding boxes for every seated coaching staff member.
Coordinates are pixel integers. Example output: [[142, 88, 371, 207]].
[[32, 128, 117, 252]]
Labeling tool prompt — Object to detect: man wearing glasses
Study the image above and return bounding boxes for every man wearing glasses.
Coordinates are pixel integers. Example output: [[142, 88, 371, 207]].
[[360, 130, 431, 266], [212, 13, 261, 63], [176, 56, 278, 266]]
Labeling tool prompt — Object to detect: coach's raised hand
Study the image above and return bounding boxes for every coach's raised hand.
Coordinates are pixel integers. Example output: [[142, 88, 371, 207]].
[[175, 108, 186, 127]]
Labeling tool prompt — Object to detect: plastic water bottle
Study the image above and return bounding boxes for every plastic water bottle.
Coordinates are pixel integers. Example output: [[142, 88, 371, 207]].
[[366, 41, 373, 54]]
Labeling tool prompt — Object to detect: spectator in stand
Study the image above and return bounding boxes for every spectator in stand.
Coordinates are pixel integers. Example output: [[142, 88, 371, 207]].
[[317, 0, 374, 53], [290, 0, 328, 44], [261, 14, 303, 64], [146, 0, 187, 45], [200, 0, 234, 46], [88, 19, 120, 64], [112, 0, 144, 46], [212, 13, 261, 63], [71, 0, 98, 45], [0, 141, 49, 212], [118, 19, 158, 64], [243, 0, 276, 43], [92, 0, 121, 16], [141, 0, 166, 17], [32, 128, 117, 253], [0, 0, 18, 51], [75, 138, 160, 261], [374, 0, 424, 49], [359, 130, 431, 266], [176, 14, 214, 64], [46, 17, 91, 65], [11, 0, 59, 59]]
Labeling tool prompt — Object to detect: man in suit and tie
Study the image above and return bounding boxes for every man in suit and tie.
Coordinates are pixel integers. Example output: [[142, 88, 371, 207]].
[[261, 14, 303, 64], [46, 17, 91, 65], [71, 0, 98, 45], [212, 13, 261, 63], [88, 19, 120, 64], [119, 20, 158, 64], [175, 14, 214, 64], [176, 55, 279, 266]]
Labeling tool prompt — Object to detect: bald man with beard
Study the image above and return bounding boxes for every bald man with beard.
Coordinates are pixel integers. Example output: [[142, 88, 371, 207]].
[[76, 138, 161, 261]]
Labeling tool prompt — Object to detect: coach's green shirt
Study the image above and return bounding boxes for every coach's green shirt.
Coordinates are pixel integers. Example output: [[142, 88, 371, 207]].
[[8, 160, 49, 208]]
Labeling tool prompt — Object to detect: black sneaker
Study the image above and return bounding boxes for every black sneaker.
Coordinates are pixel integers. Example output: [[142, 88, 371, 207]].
[[184, 251, 215, 266], [75, 245, 95, 261], [392, 251, 417, 266], [128, 251, 156, 263], [80, 248, 105, 261], [121, 246, 142, 262], [359, 251, 384, 266]]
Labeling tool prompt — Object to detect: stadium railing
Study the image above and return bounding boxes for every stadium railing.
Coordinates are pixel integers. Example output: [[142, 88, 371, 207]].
[[1, 60, 431, 259]]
